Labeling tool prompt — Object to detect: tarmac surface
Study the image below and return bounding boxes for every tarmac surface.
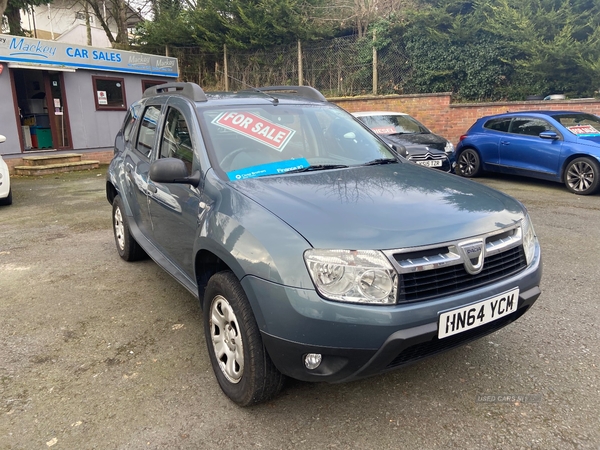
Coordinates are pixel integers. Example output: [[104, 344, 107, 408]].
[[1, 168, 599, 449]]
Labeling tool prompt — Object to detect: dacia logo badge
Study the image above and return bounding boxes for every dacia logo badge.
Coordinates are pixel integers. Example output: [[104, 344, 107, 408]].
[[458, 239, 485, 275]]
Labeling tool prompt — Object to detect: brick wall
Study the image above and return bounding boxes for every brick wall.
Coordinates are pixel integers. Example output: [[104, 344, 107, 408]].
[[332, 94, 600, 145], [6, 95, 600, 175]]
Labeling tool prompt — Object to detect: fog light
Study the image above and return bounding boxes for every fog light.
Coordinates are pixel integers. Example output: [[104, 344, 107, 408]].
[[304, 353, 322, 370]]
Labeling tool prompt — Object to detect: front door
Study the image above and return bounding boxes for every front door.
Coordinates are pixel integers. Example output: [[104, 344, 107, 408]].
[[148, 97, 207, 281], [45, 72, 72, 150]]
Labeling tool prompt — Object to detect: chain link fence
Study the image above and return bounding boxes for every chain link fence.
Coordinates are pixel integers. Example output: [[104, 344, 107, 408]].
[[148, 35, 414, 97]]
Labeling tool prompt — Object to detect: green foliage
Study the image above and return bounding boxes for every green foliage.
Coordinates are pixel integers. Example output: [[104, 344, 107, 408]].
[[390, 0, 600, 100], [134, 0, 600, 101], [5, 0, 50, 35]]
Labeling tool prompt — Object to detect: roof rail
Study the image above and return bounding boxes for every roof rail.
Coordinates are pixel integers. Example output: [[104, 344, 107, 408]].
[[143, 82, 208, 102], [255, 86, 327, 102]]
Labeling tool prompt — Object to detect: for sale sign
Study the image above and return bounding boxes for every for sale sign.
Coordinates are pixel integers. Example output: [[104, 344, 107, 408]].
[[567, 125, 600, 136], [212, 111, 295, 151], [371, 126, 396, 135]]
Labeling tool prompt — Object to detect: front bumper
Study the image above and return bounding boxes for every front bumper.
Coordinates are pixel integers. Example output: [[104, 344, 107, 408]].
[[261, 286, 539, 382], [241, 249, 542, 383]]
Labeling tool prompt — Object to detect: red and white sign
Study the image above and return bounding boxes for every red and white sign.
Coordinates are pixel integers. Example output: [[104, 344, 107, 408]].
[[212, 111, 295, 151], [567, 124, 600, 135], [371, 126, 396, 135], [97, 90, 108, 105]]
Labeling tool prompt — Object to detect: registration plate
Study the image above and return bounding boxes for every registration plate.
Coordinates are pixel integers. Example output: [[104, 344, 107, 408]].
[[416, 160, 443, 168], [438, 288, 520, 339]]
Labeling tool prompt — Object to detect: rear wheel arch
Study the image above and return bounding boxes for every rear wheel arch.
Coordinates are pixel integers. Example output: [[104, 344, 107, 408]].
[[456, 146, 483, 177], [106, 181, 118, 205]]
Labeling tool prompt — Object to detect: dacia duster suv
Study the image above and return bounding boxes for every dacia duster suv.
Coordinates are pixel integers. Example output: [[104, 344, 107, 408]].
[[106, 83, 542, 406]]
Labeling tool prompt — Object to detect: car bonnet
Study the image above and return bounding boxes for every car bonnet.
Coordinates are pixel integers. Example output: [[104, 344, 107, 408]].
[[227, 164, 525, 250]]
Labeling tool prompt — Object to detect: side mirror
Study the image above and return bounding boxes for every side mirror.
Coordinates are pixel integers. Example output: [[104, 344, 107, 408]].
[[0, 135, 6, 144], [149, 158, 200, 187], [384, 140, 407, 158], [539, 131, 559, 140]]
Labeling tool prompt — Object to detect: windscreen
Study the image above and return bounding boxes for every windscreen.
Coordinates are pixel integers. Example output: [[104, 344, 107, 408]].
[[201, 105, 396, 180], [356, 114, 429, 135], [551, 113, 600, 137]]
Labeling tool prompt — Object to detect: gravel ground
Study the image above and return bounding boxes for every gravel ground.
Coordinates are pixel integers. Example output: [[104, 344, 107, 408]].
[[0, 168, 599, 450]]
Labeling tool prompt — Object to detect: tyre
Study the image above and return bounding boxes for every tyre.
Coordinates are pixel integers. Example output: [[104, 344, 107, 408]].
[[0, 188, 12, 206], [112, 195, 145, 261], [204, 271, 285, 406], [456, 148, 482, 177], [564, 157, 600, 195]]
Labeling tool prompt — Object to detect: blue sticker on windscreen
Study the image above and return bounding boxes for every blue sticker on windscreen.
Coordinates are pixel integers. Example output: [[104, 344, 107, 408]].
[[227, 158, 310, 181]]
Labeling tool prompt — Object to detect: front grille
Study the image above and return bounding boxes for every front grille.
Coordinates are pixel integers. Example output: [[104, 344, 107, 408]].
[[409, 152, 447, 161], [395, 245, 527, 303], [386, 311, 521, 369]]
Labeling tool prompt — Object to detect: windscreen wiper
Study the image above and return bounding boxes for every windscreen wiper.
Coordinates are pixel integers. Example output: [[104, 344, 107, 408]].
[[285, 164, 349, 174], [362, 158, 398, 166]]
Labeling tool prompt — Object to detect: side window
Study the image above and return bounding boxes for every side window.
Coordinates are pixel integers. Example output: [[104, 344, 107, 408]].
[[484, 118, 511, 132], [123, 103, 142, 142], [159, 107, 193, 173], [509, 118, 555, 137], [135, 105, 161, 158]]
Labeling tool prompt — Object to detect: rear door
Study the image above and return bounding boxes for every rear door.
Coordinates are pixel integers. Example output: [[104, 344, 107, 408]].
[[499, 117, 563, 178], [123, 101, 165, 239]]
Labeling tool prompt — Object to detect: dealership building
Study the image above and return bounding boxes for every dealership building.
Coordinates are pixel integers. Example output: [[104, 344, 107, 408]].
[[0, 34, 178, 157]]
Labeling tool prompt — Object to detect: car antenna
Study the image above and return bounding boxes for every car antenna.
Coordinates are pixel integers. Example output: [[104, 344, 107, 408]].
[[215, 70, 279, 105]]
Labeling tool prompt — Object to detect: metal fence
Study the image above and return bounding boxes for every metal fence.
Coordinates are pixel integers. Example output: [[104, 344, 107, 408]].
[[153, 35, 414, 97]]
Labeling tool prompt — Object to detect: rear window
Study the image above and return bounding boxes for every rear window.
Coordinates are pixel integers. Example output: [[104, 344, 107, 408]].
[[483, 118, 511, 133]]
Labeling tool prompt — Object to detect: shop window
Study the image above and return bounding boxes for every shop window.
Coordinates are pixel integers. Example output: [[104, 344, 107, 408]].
[[142, 79, 167, 94], [92, 76, 127, 111]]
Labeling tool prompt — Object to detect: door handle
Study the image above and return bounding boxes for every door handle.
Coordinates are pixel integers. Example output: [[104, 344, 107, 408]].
[[500, 141, 510, 145]]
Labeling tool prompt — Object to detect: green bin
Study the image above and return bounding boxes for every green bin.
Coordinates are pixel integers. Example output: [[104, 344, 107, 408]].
[[36, 128, 53, 149]]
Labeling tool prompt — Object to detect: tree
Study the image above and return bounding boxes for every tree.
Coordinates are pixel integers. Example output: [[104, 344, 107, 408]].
[[0, 0, 8, 28], [79, 0, 134, 48], [3, 0, 49, 35]]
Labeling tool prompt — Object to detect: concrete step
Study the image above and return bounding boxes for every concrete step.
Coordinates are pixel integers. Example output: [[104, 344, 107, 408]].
[[21, 153, 84, 167], [14, 160, 100, 176]]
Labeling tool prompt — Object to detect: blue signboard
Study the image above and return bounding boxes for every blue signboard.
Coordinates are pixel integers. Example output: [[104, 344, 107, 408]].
[[0, 35, 179, 77]]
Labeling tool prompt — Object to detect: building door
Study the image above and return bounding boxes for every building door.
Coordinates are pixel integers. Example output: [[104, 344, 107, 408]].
[[45, 72, 72, 149], [11, 68, 72, 151]]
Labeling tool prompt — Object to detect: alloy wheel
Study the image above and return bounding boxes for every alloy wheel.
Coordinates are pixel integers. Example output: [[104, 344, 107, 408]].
[[566, 160, 595, 193]]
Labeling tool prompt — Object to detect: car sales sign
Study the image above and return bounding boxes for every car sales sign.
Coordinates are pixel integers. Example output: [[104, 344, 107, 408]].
[[212, 112, 295, 151]]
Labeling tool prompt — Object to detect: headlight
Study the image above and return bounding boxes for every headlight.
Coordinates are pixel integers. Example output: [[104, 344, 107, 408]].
[[444, 141, 455, 154], [304, 249, 397, 304], [522, 214, 537, 265]]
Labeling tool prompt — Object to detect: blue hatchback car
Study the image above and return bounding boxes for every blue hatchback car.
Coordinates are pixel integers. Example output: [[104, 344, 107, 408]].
[[455, 111, 600, 195]]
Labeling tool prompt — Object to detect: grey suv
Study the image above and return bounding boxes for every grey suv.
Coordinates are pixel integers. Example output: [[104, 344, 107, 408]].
[[106, 83, 542, 406]]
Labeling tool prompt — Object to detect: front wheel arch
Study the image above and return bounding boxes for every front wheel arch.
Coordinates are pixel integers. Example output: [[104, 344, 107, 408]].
[[562, 156, 600, 195], [203, 270, 285, 406]]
